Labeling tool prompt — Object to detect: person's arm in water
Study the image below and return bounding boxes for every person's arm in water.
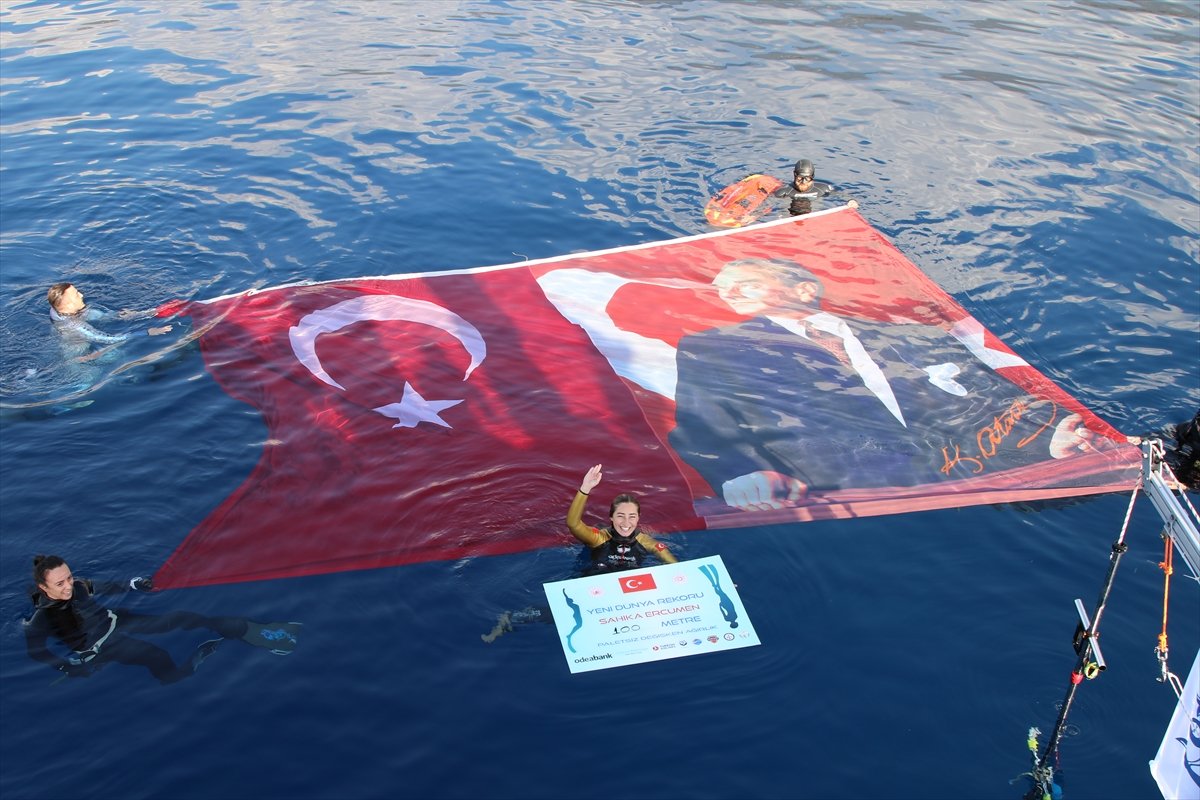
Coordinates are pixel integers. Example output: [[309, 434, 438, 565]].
[[85, 305, 171, 336], [64, 317, 134, 345], [55, 311, 172, 345], [566, 464, 608, 548], [86, 576, 153, 595], [92, 304, 170, 328], [23, 611, 71, 670], [76, 342, 122, 363]]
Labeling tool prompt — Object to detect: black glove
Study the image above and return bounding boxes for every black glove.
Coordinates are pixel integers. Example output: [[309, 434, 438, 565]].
[[130, 577, 153, 592]]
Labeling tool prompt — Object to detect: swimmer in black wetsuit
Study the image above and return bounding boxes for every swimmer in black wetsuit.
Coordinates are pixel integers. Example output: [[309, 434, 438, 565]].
[[24, 555, 301, 684], [772, 158, 835, 216]]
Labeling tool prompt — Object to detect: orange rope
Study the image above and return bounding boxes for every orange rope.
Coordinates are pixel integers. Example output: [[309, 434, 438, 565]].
[[1157, 535, 1174, 653]]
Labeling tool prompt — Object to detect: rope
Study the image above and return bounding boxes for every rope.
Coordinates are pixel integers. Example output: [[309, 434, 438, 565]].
[[1158, 535, 1172, 653], [1116, 473, 1142, 546], [1155, 534, 1185, 697], [1027, 478, 1143, 800], [1083, 473, 1141, 636]]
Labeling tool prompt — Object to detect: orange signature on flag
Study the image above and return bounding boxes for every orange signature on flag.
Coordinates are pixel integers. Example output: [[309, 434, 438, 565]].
[[939, 399, 1058, 475]]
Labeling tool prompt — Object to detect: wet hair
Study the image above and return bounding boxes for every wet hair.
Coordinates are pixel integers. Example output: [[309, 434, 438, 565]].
[[33, 554, 67, 587], [794, 158, 815, 178], [719, 258, 825, 299], [46, 282, 74, 311], [609, 493, 641, 518]]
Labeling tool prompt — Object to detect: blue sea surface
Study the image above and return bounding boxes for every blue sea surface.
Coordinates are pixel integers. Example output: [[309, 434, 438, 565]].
[[1, 2, 1197, 798]]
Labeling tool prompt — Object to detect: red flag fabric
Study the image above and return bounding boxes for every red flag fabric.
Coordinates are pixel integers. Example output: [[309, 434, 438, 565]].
[[153, 206, 1141, 589]]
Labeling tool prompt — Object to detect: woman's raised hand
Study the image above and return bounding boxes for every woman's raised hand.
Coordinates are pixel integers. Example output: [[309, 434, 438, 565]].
[[580, 464, 603, 494]]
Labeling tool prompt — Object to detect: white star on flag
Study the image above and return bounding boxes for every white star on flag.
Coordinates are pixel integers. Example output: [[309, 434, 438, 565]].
[[373, 382, 464, 429]]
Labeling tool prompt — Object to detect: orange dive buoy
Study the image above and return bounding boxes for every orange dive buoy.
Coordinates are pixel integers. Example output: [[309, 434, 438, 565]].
[[704, 174, 784, 228]]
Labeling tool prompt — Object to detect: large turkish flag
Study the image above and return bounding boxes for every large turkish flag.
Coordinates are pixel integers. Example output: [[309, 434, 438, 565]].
[[154, 207, 1141, 589]]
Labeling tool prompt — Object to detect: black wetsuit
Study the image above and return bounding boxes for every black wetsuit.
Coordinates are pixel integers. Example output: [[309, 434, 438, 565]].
[[773, 180, 835, 216], [1166, 410, 1200, 490], [566, 489, 676, 575], [24, 578, 247, 684], [585, 527, 654, 574]]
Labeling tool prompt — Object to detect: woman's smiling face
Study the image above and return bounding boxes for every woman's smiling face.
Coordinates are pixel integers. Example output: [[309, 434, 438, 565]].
[[610, 501, 639, 537]]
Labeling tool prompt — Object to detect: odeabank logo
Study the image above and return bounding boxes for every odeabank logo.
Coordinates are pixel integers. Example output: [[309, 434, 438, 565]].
[[573, 653, 613, 663]]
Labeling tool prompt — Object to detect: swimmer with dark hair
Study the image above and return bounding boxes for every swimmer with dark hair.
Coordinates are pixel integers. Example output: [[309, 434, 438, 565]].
[[567, 463, 677, 575], [482, 465, 678, 643], [25, 555, 302, 684]]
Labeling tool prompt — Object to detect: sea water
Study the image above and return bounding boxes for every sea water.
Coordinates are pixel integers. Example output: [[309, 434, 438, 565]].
[[1, 2, 1197, 798]]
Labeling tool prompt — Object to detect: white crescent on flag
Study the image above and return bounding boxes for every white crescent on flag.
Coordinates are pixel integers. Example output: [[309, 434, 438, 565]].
[[288, 294, 486, 428]]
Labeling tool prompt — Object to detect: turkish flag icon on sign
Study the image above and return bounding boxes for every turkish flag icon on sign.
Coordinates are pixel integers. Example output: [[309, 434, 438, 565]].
[[619, 573, 658, 593]]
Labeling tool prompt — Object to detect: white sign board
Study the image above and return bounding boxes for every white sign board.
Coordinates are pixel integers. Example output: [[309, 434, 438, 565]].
[[543, 555, 760, 673], [1150, 647, 1200, 800]]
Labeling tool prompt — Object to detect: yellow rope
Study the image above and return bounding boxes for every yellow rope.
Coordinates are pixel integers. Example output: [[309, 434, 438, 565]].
[[1157, 535, 1173, 654], [1154, 534, 1184, 696]]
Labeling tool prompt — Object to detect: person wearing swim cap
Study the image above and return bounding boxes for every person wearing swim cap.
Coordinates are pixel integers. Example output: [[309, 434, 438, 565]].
[[772, 158, 835, 216]]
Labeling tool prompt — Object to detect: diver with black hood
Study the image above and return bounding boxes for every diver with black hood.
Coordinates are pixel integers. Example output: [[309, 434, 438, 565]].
[[772, 158, 835, 216]]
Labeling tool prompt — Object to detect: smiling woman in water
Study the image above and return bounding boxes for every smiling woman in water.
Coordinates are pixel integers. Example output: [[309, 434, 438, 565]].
[[567, 463, 677, 575], [480, 464, 679, 644], [25, 555, 303, 684]]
